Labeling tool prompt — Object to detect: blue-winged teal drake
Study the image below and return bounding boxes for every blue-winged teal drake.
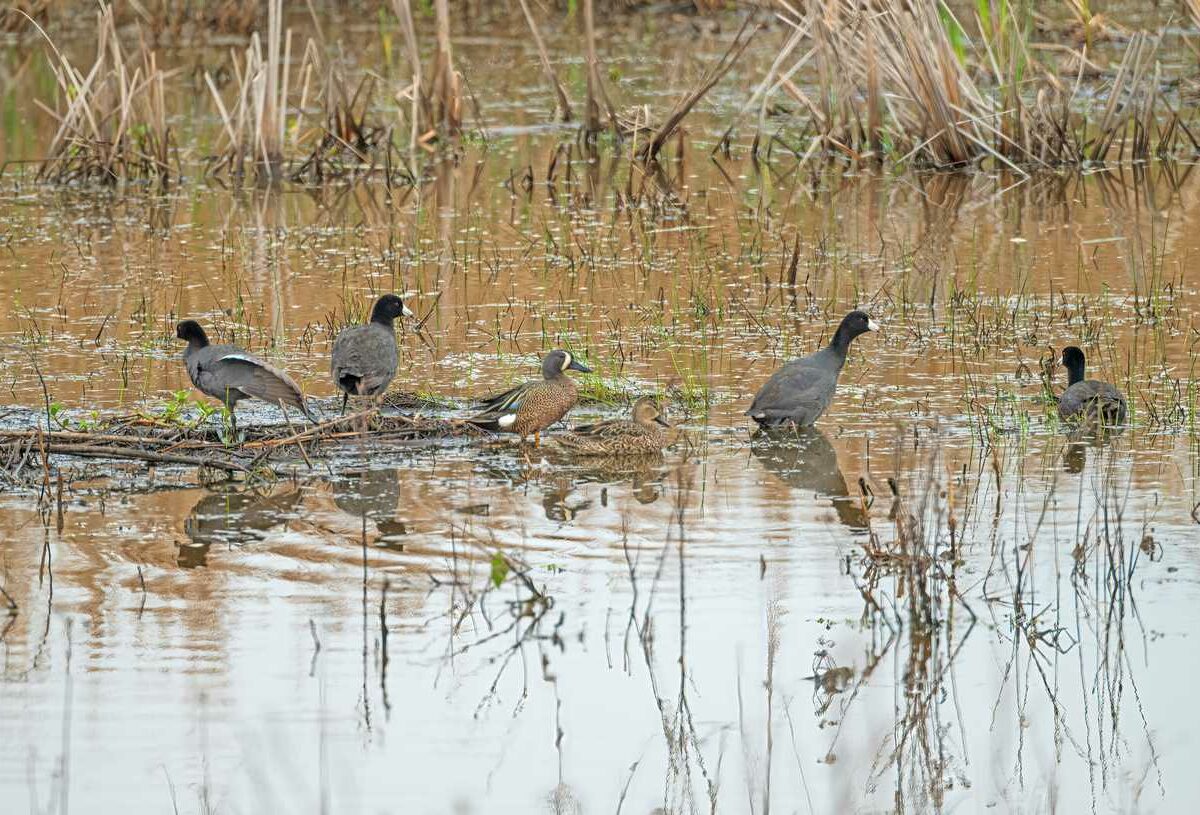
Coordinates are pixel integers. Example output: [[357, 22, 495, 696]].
[[467, 350, 592, 444], [331, 294, 413, 414], [747, 309, 879, 428], [1058, 346, 1127, 426], [557, 396, 670, 456], [177, 319, 314, 435]]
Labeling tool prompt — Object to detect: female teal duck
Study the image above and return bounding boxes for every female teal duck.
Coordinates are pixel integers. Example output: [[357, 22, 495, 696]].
[[467, 350, 592, 444], [557, 396, 671, 456]]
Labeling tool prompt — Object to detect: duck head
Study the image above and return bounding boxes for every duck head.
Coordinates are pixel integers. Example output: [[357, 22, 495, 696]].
[[542, 350, 592, 379]]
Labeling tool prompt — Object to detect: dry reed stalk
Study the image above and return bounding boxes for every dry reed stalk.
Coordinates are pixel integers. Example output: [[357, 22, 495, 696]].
[[31, 3, 176, 185], [584, 0, 602, 135], [580, 0, 620, 139], [431, 0, 462, 137], [519, 0, 573, 122], [390, 0, 426, 171], [1188, 0, 1200, 31], [204, 0, 292, 182], [639, 17, 759, 162]]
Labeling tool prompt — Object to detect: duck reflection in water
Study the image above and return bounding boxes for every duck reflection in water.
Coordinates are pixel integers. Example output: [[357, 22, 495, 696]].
[[331, 468, 407, 548], [477, 442, 668, 521], [544, 449, 673, 518], [181, 487, 304, 568], [750, 427, 868, 531]]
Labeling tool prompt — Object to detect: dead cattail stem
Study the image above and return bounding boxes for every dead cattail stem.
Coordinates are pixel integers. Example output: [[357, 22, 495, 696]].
[[640, 17, 760, 162], [204, 0, 294, 182], [391, 0, 425, 172], [431, 0, 462, 137], [582, 0, 620, 138], [584, 0, 602, 135], [519, 0, 573, 122]]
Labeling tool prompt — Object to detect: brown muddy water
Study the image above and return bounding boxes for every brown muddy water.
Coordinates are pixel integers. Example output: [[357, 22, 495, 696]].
[[2, 9, 1200, 815]]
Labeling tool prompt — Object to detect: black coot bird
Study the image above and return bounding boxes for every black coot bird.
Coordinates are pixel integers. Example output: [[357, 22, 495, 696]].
[[176, 320, 314, 434], [1057, 346, 1127, 426], [747, 310, 880, 428], [330, 294, 413, 413]]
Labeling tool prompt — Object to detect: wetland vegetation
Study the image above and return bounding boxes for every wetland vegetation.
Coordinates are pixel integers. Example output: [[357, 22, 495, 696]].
[[0, 1, 1198, 812]]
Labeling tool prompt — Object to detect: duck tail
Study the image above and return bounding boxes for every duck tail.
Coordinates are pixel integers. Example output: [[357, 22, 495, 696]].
[[465, 413, 504, 432]]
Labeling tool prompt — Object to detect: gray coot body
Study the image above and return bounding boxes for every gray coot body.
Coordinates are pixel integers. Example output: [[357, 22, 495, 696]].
[[177, 320, 313, 432], [1058, 346, 1127, 426], [330, 294, 412, 413], [747, 310, 880, 428]]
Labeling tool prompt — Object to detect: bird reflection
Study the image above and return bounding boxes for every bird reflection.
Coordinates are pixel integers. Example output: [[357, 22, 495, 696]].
[[541, 477, 593, 523], [181, 487, 304, 568], [1063, 442, 1087, 474], [331, 468, 407, 547], [569, 454, 668, 506], [1061, 427, 1124, 474], [750, 427, 868, 531], [474, 443, 668, 521]]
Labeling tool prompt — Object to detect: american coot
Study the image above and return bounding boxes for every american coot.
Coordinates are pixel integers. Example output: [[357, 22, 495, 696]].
[[746, 310, 880, 428], [176, 319, 314, 435], [467, 350, 592, 445], [1058, 346, 1127, 426], [330, 294, 413, 414], [557, 396, 670, 456]]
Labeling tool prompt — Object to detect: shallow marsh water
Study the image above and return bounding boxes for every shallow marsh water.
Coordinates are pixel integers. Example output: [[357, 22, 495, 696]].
[[1, 8, 1200, 815]]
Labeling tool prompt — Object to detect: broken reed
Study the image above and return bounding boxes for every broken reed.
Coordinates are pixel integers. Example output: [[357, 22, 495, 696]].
[[0, 407, 481, 488]]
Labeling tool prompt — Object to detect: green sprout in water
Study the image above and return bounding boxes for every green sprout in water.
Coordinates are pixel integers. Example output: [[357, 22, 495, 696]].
[[48, 402, 101, 432], [137, 390, 229, 435], [489, 552, 510, 589]]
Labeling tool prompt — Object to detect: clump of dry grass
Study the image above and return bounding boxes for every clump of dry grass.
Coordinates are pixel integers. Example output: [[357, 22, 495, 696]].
[[290, 67, 410, 185], [203, 0, 293, 182], [768, 0, 1186, 171], [31, 3, 176, 186], [391, 0, 465, 159], [201, 1, 417, 187]]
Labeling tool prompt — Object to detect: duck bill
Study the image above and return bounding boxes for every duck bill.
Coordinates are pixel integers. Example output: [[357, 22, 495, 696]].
[[654, 416, 671, 428], [402, 303, 416, 319], [867, 318, 881, 331], [568, 359, 592, 373]]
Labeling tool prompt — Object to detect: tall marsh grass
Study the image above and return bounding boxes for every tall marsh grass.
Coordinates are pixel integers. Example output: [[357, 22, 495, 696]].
[[772, 0, 1187, 171], [31, 3, 175, 186]]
